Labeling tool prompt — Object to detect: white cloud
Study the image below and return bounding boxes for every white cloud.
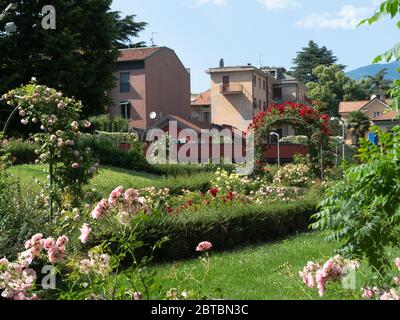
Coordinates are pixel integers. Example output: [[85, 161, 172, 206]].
[[296, 4, 376, 30], [191, 0, 226, 6], [259, 0, 301, 10]]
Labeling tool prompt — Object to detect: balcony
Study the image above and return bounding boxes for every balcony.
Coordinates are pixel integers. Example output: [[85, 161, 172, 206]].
[[220, 84, 243, 95]]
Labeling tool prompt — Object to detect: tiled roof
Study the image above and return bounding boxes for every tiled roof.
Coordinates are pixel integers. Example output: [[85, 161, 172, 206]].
[[339, 100, 370, 113], [373, 110, 399, 121], [191, 90, 211, 106], [118, 47, 161, 62], [339, 98, 390, 114]]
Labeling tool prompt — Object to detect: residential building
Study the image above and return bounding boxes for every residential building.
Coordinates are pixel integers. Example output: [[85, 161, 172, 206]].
[[261, 67, 307, 104], [206, 62, 278, 132], [339, 97, 395, 144], [107, 47, 191, 130], [190, 90, 211, 123]]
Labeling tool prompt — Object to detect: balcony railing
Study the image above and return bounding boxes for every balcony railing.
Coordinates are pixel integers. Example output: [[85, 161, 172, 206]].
[[220, 84, 243, 95]]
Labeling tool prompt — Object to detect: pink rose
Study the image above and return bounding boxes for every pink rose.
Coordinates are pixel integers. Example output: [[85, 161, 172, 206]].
[[79, 224, 91, 244], [43, 237, 55, 250], [362, 288, 375, 300], [56, 235, 69, 249], [196, 241, 213, 252], [91, 199, 108, 219], [395, 258, 400, 271], [72, 163, 80, 169], [133, 292, 143, 300], [0, 257, 9, 266], [108, 186, 124, 206]]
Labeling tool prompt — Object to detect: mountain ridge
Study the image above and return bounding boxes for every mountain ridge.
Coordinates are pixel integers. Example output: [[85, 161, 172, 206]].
[[347, 61, 400, 81]]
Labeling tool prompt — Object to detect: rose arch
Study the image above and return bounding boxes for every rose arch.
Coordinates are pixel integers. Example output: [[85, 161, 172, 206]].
[[249, 101, 330, 175], [1, 79, 98, 221]]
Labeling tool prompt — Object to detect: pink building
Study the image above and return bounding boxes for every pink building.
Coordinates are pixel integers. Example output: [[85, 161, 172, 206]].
[[107, 47, 191, 130]]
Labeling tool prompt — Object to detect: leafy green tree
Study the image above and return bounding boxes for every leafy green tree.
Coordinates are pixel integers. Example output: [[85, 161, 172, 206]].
[[358, 68, 393, 99], [346, 111, 371, 148], [291, 40, 345, 84], [360, 0, 400, 110], [0, 0, 146, 117], [306, 65, 366, 115]]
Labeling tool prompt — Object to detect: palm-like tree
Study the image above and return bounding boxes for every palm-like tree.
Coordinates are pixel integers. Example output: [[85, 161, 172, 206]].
[[346, 111, 371, 148]]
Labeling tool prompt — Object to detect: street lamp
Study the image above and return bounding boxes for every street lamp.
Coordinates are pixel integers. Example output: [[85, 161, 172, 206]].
[[331, 117, 346, 162], [270, 132, 280, 167]]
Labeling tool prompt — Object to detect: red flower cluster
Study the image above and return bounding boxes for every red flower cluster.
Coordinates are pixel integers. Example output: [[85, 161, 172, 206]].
[[250, 101, 330, 136]]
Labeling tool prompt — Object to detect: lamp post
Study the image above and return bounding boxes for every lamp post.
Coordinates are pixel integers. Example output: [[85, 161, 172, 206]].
[[331, 117, 346, 162], [270, 132, 280, 167]]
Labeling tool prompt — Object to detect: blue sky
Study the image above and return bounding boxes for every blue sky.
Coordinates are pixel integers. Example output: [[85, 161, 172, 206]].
[[111, 0, 397, 93]]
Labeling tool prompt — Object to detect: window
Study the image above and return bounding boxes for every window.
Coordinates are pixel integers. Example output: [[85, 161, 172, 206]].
[[258, 78, 261, 89], [120, 102, 131, 119], [263, 101, 266, 110], [120, 72, 130, 92], [263, 80, 266, 91], [203, 112, 211, 124], [273, 87, 282, 101], [253, 76, 257, 86], [253, 98, 257, 109], [373, 112, 382, 118], [259, 99, 262, 109]]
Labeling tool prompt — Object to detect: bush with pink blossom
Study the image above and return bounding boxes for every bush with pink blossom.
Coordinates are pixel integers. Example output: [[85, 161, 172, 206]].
[[1, 79, 98, 211]]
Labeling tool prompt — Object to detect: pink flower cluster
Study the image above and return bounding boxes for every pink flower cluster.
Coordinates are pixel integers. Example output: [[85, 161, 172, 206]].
[[0, 259, 38, 300], [300, 256, 359, 297], [24, 234, 69, 264], [90, 186, 149, 224], [79, 251, 111, 277], [362, 258, 400, 300], [79, 224, 91, 244], [196, 241, 213, 252]]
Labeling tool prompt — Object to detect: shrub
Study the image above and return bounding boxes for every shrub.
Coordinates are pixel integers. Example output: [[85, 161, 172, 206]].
[[312, 126, 400, 274], [273, 164, 311, 187], [0, 168, 49, 258], [97, 192, 321, 262], [89, 115, 128, 133], [1, 139, 38, 165]]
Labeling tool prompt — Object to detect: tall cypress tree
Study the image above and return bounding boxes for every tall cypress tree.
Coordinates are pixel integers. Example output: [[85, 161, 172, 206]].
[[291, 40, 345, 84], [0, 0, 146, 116]]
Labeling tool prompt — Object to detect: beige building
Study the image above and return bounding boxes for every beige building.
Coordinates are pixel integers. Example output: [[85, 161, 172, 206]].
[[262, 67, 307, 103], [339, 97, 393, 144], [206, 64, 278, 132], [206, 62, 307, 133], [107, 47, 191, 130], [191, 90, 211, 123]]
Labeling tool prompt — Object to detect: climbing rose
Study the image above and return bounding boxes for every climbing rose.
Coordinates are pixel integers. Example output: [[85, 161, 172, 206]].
[[196, 241, 213, 252]]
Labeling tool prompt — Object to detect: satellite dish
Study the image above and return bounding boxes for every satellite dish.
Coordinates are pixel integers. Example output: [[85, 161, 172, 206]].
[[149, 112, 157, 120]]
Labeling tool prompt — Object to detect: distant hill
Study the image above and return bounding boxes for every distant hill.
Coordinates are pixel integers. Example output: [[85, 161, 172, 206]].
[[347, 61, 400, 81]]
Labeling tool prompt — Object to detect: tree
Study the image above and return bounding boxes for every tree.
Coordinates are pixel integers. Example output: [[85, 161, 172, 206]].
[[0, 0, 147, 117], [306, 65, 366, 115], [358, 68, 393, 99], [291, 40, 345, 84], [346, 111, 371, 148], [360, 0, 400, 111]]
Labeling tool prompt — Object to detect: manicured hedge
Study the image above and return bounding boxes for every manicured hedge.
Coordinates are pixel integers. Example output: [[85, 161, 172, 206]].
[[3, 140, 38, 165], [118, 195, 320, 262]]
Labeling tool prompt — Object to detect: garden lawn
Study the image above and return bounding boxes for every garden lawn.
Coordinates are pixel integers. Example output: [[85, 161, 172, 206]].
[[7, 164, 215, 196], [124, 232, 355, 300]]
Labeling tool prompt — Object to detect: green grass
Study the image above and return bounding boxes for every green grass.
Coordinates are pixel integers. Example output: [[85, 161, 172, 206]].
[[7, 164, 214, 196], [117, 232, 355, 300]]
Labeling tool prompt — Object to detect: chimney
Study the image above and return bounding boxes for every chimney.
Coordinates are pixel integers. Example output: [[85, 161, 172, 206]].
[[219, 58, 224, 68]]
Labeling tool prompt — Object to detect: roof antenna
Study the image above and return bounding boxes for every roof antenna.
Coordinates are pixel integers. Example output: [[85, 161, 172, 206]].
[[150, 32, 159, 47], [258, 53, 263, 68]]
